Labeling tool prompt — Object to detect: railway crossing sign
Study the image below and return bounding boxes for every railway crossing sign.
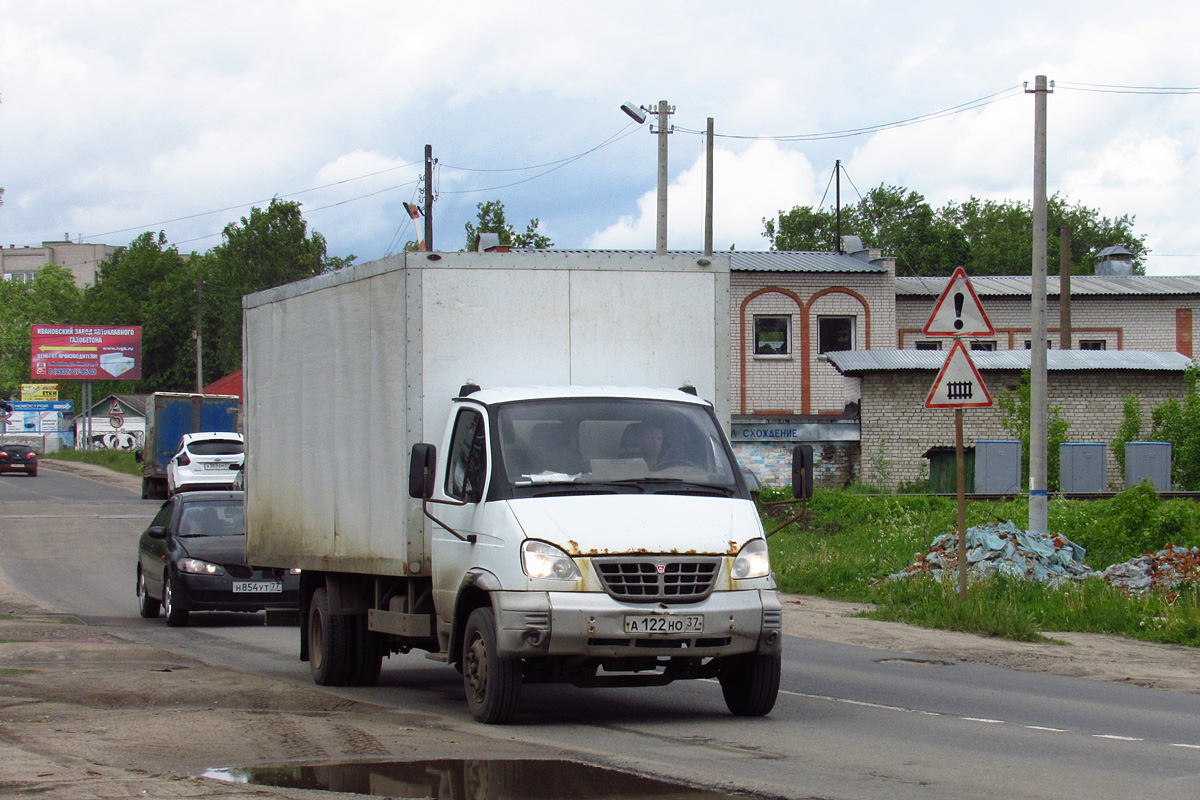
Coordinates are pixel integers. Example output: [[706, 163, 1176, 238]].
[[925, 339, 993, 408], [924, 267, 994, 337]]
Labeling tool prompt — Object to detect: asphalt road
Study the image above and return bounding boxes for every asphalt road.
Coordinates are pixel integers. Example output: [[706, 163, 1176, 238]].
[[2, 465, 1198, 800]]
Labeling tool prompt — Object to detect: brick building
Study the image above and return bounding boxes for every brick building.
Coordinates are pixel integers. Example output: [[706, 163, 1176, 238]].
[[1, 238, 119, 287], [727, 243, 1200, 491]]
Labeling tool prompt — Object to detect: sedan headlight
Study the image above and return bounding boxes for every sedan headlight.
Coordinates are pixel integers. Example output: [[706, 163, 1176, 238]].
[[521, 540, 580, 580], [178, 557, 225, 576], [731, 538, 771, 580]]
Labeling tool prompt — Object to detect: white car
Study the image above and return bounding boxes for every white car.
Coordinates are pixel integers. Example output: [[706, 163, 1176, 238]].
[[166, 432, 244, 496]]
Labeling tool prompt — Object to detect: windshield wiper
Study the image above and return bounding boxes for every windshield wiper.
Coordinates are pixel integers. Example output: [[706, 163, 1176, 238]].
[[606, 478, 738, 496]]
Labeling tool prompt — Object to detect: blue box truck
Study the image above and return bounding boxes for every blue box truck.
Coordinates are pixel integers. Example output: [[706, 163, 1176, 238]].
[[137, 392, 240, 499]]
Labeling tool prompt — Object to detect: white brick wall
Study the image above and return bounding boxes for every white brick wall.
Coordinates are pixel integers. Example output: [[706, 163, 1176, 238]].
[[859, 368, 1186, 491]]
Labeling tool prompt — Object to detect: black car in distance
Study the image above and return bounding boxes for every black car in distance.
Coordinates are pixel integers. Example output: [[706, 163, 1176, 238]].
[[0, 443, 38, 476], [136, 490, 299, 627]]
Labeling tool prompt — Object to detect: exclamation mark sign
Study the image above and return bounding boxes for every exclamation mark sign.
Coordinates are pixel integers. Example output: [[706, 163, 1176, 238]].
[[953, 292, 964, 330]]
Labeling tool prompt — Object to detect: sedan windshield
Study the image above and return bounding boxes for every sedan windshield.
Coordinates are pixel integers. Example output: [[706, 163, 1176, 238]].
[[496, 398, 741, 495], [178, 503, 244, 537]]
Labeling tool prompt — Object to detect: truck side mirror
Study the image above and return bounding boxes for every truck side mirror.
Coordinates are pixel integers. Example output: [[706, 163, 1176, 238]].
[[134, 450, 143, 463], [409, 443, 437, 499], [791, 444, 813, 500]]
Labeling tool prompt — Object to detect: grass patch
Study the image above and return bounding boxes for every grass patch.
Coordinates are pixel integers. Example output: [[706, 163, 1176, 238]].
[[762, 486, 1200, 646], [43, 448, 141, 477]]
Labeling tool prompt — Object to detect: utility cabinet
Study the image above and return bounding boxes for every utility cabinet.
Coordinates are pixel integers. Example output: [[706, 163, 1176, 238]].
[[1060, 443, 1107, 494], [1125, 442, 1172, 492], [974, 440, 1021, 495]]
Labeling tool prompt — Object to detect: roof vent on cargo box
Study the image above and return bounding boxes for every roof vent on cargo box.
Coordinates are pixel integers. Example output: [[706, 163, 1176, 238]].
[[459, 381, 481, 397]]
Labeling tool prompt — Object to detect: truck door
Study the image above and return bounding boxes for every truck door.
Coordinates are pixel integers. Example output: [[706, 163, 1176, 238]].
[[431, 406, 491, 623]]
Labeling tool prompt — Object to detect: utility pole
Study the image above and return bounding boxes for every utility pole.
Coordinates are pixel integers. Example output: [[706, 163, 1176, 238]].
[[835, 160, 842, 253], [653, 100, 674, 254], [704, 117, 714, 256], [194, 277, 204, 393], [424, 144, 435, 250], [1060, 227, 1072, 350], [1028, 75, 1052, 534]]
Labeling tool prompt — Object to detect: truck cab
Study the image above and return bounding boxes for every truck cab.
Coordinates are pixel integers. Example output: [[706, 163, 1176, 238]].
[[406, 385, 782, 723]]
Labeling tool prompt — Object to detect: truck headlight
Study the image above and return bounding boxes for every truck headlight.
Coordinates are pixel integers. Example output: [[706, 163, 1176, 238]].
[[731, 539, 771, 579], [521, 540, 581, 580]]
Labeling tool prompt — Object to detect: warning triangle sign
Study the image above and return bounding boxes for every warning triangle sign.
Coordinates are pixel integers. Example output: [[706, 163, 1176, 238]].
[[108, 398, 123, 415], [925, 340, 993, 408], [924, 268, 994, 337]]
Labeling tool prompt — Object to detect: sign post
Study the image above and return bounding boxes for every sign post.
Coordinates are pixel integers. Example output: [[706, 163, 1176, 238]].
[[924, 270, 994, 601]]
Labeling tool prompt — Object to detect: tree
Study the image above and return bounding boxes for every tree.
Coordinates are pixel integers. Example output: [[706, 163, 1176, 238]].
[[1150, 365, 1200, 490], [0, 265, 83, 399], [83, 232, 197, 393], [204, 199, 353, 378], [997, 369, 1070, 491], [764, 185, 1148, 277], [464, 200, 553, 250]]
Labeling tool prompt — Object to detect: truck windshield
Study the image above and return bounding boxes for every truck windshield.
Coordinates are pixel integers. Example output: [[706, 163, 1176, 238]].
[[495, 398, 741, 495]]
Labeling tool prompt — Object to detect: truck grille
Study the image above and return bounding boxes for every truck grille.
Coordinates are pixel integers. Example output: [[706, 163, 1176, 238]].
[[593, 557, 721, 602]]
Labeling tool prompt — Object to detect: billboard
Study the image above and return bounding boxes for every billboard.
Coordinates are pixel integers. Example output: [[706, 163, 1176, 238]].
[[1, 400, 74, 434], [30, 325, 142, 381], [21, 383, 58, 401]]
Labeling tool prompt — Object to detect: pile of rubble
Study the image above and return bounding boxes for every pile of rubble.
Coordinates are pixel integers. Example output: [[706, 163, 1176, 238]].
[[887, 521, 1094, 586], [1101, 545, 1200, 596]]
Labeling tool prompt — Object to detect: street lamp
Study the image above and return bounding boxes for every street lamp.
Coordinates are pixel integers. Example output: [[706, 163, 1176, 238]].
[[621, 100, 673, 254]]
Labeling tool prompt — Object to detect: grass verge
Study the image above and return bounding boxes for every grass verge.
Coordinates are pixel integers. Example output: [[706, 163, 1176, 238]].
[[762, 486, 1200, 646], [42, 448, 141, 477]]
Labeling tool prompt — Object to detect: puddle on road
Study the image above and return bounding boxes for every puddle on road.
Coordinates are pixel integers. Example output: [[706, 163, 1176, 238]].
[[204, 758, 745, 799]]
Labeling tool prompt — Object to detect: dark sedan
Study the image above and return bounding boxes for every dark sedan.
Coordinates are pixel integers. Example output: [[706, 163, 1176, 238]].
[[136, 490, 299, 627], [0, 443, 38, 476]]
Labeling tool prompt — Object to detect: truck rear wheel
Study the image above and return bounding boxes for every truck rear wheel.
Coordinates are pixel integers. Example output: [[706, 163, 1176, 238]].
[[346, 614, 384, 687], [309, 587, 352, 686], [462, 607, 521, 724], [718, 652, 781, 716]]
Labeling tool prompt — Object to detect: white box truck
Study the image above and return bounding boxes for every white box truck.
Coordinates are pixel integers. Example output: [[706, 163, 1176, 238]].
[[243, 250, 785, 724]]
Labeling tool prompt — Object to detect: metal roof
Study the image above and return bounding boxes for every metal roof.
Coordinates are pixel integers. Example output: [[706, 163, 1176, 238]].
[[824, 349, 1194, 374], [896, 275, 1200, 298], [546, 250, 889, 274], [729, 251, 888, 274]]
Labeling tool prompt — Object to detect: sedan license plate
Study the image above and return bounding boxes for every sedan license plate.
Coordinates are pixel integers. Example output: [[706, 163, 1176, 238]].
[[203, 463, 229, 470], [624, 614, 703, 634], [232, 580, 282, 593]]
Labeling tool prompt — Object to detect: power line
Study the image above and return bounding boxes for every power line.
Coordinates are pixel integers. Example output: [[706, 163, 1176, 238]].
[[674, 85, 1025, 142], [85, 159, 424, 239], [1056, 81, 1200, 95]]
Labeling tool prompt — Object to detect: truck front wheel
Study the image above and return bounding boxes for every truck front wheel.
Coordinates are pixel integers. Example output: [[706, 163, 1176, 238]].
[[309, 587, 352, 686], [462, 607, 521, 724], [718, 652, 781, 716]]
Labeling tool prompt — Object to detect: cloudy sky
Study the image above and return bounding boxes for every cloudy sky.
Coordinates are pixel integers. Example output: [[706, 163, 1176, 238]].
[[2, 1, 1199, 275]]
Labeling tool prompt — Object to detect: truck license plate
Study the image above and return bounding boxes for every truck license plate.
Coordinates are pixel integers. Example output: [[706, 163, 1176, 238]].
[[624, 614, 703, 634], [232, 580, 282, 593], [203, 463, 229, 470]]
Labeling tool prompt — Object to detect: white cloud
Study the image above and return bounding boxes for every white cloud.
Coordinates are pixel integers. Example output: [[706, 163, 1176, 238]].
[[586, 142, 816, 251]]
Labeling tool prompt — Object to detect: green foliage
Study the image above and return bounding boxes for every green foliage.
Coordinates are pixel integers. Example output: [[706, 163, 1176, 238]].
[[764, 185, 1148, 276], [464, 200, 553, 250], [1111, 394, 1143, 476], [0, 265, 84, 398], [204, 199, 353, 379], [996, 369, 1069, 491], [83, 232, 198, 393], [1150, 364, 1200, 490]]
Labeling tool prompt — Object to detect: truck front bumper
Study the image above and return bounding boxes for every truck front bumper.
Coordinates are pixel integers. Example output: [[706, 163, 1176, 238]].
[[493, 589, 783, 660]]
